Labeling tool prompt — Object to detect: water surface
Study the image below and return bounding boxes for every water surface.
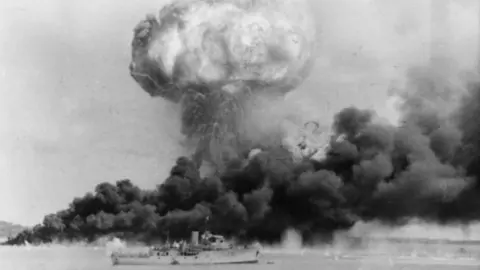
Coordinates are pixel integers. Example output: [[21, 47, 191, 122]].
[[0, 246, 478, 270]]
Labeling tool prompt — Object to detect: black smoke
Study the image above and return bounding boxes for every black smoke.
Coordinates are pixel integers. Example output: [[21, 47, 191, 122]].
[[6, 66, 480, 246]]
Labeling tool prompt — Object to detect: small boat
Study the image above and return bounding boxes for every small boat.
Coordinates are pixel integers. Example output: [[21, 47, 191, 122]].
[[110, 231, 261, 266]]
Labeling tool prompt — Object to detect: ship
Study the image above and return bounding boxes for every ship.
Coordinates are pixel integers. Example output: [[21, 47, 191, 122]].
[[110, 231, 261, 266]]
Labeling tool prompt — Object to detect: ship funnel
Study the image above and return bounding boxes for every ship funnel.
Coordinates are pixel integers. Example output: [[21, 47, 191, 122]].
[[191, 231, 199, 245]]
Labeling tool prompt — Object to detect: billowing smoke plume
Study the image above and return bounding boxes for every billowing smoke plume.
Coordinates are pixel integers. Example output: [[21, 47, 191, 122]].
[[129, 0, 316, 170], [130, 0, 315, 97], [11, 0, 480, 247], [122, 0, 480, 243]]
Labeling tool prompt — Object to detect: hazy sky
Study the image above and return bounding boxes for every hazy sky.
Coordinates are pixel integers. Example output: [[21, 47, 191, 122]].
[[0, 0, 478, 225]]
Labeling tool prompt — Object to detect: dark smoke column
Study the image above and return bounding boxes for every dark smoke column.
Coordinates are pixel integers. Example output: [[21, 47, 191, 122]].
[[128, 0, 317, 169]]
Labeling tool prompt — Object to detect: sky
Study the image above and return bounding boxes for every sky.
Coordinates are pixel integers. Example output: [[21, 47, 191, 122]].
[[0, 0, 478, 226]]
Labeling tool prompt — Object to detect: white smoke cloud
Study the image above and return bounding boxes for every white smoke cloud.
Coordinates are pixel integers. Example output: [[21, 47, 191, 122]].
[[131, 0, 317, 99]]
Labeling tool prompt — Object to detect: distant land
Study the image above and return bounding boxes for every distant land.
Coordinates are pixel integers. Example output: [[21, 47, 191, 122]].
[[0, 221, 27, 241]]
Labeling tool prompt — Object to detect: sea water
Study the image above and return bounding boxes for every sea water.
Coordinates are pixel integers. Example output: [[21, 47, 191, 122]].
[[1, 245, 479, 270]]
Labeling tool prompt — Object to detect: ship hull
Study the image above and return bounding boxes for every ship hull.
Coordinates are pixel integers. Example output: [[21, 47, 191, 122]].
[[112, 249, 260, 266]]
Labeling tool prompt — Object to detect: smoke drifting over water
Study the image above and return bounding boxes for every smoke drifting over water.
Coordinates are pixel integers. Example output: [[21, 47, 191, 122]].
[[120, 0, 480, 243], [348, 221, 480, 241]]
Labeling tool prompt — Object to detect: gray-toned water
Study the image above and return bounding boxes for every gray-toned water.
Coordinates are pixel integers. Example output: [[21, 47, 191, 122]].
[[0, 246, 479, 270]]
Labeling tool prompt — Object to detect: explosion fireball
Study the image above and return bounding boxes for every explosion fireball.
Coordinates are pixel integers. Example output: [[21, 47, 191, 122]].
[[129, 0, 317, 169]]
